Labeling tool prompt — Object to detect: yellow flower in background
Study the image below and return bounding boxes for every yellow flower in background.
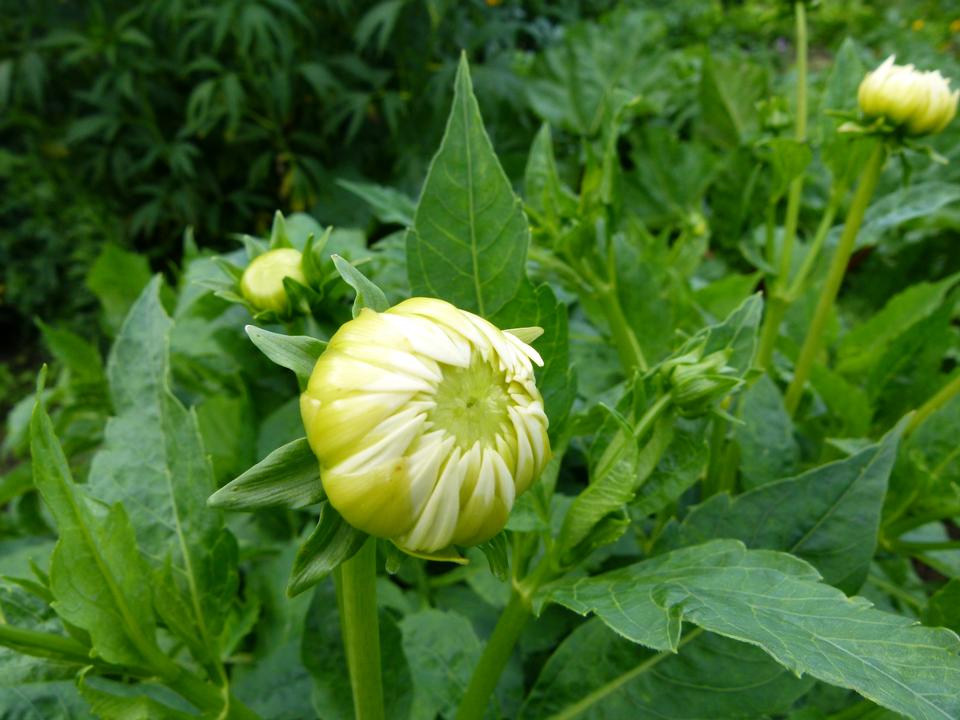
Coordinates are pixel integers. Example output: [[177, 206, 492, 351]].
[[858, 55, 959, 135], [300, 298, 550, 554], [950, 19, 960, 33], [912, 19, 925, 31], [240, 248, 306, 313]]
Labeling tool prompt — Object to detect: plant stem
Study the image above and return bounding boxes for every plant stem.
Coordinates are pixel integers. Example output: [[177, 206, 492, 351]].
[[890, 539, 960, 553], [784, 141, 885, 415], [597, 285, 647, 376], [787, 189, 843, 299], [335, 538, 385, 720], [0, 625, 94, 664], [906, 372, 960, 435], [756, 294, 788, 370], [456, 589, 531, 720], [777, 0, 809, 286], [885, 505, 960, 537], [547, 628, 705, 720]]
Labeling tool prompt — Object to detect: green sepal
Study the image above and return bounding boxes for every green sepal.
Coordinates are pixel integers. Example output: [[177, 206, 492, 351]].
[[476, 532, 509, 581], [332, 254, 390, 317], [244, 325, 326, 383], [302, 228, 332, 287], [213, 257, 243, 282], [269, 210, 293, 249], [236, 233, 267, 260], [287, 502, 368, 597], [283, 275, 322, 314], [208, 437, 324, 511]]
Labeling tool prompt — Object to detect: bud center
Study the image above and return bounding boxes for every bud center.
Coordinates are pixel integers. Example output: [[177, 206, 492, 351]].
[[428, 355, 511, 449]]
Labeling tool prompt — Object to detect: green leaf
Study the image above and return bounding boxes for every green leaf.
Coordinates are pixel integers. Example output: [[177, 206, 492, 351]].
[[287, 503, 367, 597], [337, 179, 415, 226], [245, 325, 326, 383], [407, 54, 529, 317], [520, 618, 811, 719], [85, 244, 152, 335], [332, 254, 390, 316], [836, 273, 960, 375], [632, 417, 709, 518], [209, 437, 324, 511], [524, 124, 575, 230], [476, 533, 509, 581], [400, 609, 483, 720], [30, 370, 160, 669], [87, 278, 236, 665], [735, 375, 799, 489], [694, 272, 762, 324], [924, 579, 960, 634], [196, 394, 256, 485], [855, 183, 960, 250], [77, 673, 196, 720], [36, 321, 105, 387], [699, 53, 767, 149], [545, 539, 960, 720], [663, 422, 903, 592]]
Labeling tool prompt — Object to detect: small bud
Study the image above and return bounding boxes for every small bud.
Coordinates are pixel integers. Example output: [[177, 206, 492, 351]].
[[858, 56, 959, 136], [300, 298, 551, 554], [663, 348, 740, 417], [240, 248, 306, 313]]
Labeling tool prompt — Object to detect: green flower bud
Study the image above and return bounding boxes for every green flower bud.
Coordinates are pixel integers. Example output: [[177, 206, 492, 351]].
[[300, 298, 551, 554], [858, 56, 958, 136], [663, 349, 740, 417], [240, 248, 306, 313]]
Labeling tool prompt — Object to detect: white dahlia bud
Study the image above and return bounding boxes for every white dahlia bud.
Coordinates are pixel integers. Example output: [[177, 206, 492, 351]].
[[240, 248, 306, 313], [858, 56, 959, 136], [300, 298, 551, 554]]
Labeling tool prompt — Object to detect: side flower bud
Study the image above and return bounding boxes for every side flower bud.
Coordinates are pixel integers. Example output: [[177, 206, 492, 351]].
[[240, 248, 306, 313], [662, 348, 741, 417], [858, 56, 959, 136], [300, 298, 551, 555]]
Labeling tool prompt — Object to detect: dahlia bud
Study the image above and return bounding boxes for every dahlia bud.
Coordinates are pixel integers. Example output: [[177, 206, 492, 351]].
[[300, 298, 550, 554], [858, 56, 959, 136], [240, 248, 307, 313], [662, 348, 741, 417]]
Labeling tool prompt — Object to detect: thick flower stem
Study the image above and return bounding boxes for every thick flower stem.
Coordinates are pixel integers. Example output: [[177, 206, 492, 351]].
[[456, 589, 532, 720], [906, 372, 960, 435], [335, 539, 385, 720], [784, 141, 886, 415]]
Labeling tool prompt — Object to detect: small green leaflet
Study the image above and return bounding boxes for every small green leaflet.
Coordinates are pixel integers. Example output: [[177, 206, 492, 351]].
[[407, 54, 529, 318], [544, 539, 960, 720]]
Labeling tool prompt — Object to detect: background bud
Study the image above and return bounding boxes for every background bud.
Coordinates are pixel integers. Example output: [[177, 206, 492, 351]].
[[300, 298, 550, 554], [240, 248, 306, 313], [857, 56, 958, 135], [663, 348, 741, 417]]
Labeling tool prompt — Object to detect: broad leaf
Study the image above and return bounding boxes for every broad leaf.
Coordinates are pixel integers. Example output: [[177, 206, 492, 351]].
[[408, 54, 528, 317], [87, 278, 237, 666], [662, 422, 903, 592], [520, 618, 811, 719], [545, 540, 960, 720]]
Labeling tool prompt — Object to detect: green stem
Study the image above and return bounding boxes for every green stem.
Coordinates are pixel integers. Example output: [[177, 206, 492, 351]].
[[456, 589, 532, 720], [756, 294, 788, 370], [0, 624, 95, 664], [787, 188, 843, 300], [885, 505, 960, 537], [547, 628, 705, 720], [866, 574, 924, 612], [597, 285, 647, 375], [784, 141, 886, 415], [335, 539, 385, 720], [906, 372, 960, 435], [777, 1, 809, 287]]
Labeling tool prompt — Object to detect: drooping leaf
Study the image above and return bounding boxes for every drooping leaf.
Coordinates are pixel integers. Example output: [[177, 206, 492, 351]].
[[520, 618, 811, 719], [407, 54, 529, 317], [545, 540, 960, 720], [209, 437, 323, 511]]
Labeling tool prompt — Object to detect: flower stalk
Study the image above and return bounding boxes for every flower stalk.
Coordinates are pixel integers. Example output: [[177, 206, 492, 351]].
[[905, 372, 960, 435], [784, 140, 886, 415], [335, 538, 385, 720]]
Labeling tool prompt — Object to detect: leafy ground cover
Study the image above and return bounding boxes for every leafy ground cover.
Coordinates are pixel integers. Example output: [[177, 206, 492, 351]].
[[3, 1, 960, 719]]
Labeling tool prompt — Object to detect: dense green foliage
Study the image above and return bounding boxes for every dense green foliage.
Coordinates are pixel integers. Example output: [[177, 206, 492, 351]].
[[4, 1, 960, 719]]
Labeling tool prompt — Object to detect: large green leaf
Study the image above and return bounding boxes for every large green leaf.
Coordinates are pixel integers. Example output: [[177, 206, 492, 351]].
[[87, 278, 237, 665], [29, 375, 159, 669], [407, 54, 529, 317], [698, 53, 767, 149], [545, 540, 960, 720], [520, 618, 811, 719], [661, 423, 903, 592], [735, 375, 799, 489]]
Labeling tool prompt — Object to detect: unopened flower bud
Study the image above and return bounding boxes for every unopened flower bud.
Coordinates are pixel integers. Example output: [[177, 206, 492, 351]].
[[300, 298, 551, 554], [858, 56, 958, 135], [240, 248, 306, 313], [663, 349, 740, 417]]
